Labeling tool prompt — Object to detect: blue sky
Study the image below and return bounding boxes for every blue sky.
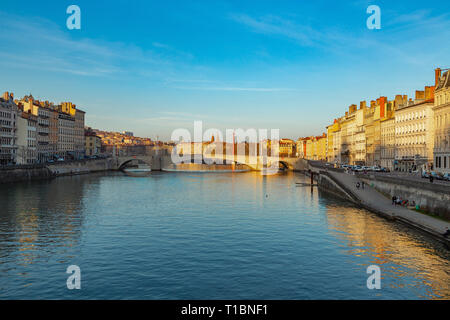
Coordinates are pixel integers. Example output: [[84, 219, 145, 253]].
[[0, 1, 449, 140]]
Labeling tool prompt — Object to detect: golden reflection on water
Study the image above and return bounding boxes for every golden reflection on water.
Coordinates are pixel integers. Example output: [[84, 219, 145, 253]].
[[1, 171, 449, 299], [325, 202, 450, 299]]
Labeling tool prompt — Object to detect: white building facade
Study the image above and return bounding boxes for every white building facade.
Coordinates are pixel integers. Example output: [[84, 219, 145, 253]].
[[395, 99, 434, 172], [0, 92, 18, 165]]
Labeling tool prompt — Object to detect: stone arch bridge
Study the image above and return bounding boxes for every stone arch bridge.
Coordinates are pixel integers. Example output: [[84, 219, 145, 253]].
[[115, 154, 308, 171]]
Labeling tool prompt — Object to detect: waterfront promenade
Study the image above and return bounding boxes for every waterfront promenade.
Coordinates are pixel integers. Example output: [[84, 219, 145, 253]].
[[325, 170, 450, 240]]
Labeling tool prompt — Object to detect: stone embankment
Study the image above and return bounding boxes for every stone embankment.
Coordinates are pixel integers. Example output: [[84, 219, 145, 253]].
[[358, 174, 450, 220], [0, 158, 114, 184], [311, 166, 450, 245]]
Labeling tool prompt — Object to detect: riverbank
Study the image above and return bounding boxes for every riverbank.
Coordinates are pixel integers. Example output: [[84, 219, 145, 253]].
[[0, 158, 115, 184], [313, 168, 450, 246]]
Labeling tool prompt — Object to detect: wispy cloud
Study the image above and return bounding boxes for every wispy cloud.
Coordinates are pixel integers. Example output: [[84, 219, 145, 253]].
[[0, 11, 195, 79], [230, 13, 322, 47], [172, 85, 295, 92], [230, 10, 450, 68]]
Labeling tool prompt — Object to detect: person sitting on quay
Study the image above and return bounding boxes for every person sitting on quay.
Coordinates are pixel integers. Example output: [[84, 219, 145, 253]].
[[443, 228, 450, 238], [392, 195, 397, 205]]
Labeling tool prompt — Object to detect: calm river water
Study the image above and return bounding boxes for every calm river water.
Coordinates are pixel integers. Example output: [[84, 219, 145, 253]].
[[0, 171, 449, 299]]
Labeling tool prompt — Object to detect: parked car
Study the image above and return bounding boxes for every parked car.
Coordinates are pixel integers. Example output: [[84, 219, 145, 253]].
[[434, 172, 444, 180], [430, 171, 440, 179], [380, 167, 390, 172], [442, 173, 450, 181], [421, 171, 430, 178], [47, 159, 54, 163], [57, 158, 65, 162], [372, 166, 381, 172]]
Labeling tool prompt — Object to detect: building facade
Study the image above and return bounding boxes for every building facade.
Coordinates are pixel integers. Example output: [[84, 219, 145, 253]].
[[354, 102, 366, 165], [57, 111, 75, 159], [85, 130, 102, 156], [433, 68, 450, 174], [339, 107, 356, 164], [16, 112, 37, 164], [279, 139, 295, 157], [74, 109, 85, 159], [395, 89, 434, 172], [380, 113, 395, 170], [0, 92, 18, 165], [326, 120, 340, 163]]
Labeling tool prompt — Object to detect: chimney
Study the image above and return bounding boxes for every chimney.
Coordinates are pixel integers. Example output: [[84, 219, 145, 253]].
[[360, 101, 366, 109], [415, 90, 425, 100], [349, 104, 357, 113], [425, 86, 435, 99], [3, 92, 9, 100], [395, 95, 403, 106], [379, 96, 386, 118], [370, 100, 376, 108], [435, 68, 442, 87]]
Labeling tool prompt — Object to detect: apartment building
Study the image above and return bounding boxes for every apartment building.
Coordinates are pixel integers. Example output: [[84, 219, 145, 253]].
[[296, 137, 308, 158], [279, 139, 295, 157], [85, 130, 102, 156], [326, 119, 340, 163], [339, 107, 356, 164], [74, 109, 85, 159], [354, 102, 366, 165], [57, 111, 75, 159], [16, 111, 37, 164], [19, 96, 52, 163], [433, 68, 450, 174], [0, 92, 18, 165], [49, 106, 59, 160], [395, 88, 435, 172]]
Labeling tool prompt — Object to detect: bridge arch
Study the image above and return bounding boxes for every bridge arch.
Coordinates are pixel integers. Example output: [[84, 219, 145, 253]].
[[118, 157, 152, 170], [278, 160, 291, 170]]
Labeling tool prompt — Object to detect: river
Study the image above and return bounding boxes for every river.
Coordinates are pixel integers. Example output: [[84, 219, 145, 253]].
[[0, 171, 449, 299]]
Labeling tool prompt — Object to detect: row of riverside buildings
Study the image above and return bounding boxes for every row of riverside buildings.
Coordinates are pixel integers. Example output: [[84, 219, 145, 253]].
[[0, 92, 86, 165], [296, 68, 450, 174]]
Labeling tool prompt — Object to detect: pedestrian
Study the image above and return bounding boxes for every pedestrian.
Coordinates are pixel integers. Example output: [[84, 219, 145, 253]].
[[430, 175, 434, 183], [356, 182, 360, 189], [361, 181, 365, 189], [392, 195, 396, 205], [443, 228, 450, 238]]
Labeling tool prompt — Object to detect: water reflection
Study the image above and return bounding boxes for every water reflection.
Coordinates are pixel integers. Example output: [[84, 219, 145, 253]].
[[0, 171, 449, 299], [0, 174, 103, 269], [323, 193, 450, 299]]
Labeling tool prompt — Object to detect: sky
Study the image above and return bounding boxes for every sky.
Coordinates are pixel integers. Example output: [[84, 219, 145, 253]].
[[0, 0, 449, 140]]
